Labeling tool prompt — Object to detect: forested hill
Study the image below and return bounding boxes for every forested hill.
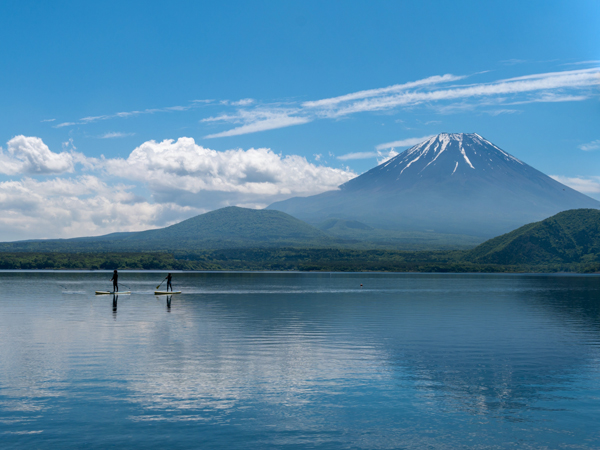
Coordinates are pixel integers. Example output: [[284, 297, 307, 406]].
[[0, 207, 335, 252], [465, 209, 600, 265]]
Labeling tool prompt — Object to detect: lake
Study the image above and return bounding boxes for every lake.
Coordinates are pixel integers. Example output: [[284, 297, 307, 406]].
[[1, 271, 599, 449]]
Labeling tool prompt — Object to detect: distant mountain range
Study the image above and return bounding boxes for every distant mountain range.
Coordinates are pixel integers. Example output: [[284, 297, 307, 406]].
[[1, 133, 598, 255], [0, 207, 333, 252], [0, 206, 482, 252], [268, 133, 600, 238], [1, 209, 598, 273]]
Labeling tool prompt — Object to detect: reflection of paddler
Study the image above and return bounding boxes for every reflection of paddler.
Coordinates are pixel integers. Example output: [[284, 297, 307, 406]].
[[110, 270, 118, 292]]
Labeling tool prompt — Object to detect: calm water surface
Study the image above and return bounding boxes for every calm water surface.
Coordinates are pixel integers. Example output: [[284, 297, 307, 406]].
[[1, 271, 600, 449]]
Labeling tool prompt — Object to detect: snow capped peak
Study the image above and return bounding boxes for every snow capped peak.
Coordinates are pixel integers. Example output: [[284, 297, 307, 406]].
[[368, 132, 529, 182]]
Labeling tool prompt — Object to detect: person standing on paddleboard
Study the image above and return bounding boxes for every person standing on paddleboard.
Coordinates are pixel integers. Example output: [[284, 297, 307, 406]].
[[166, 273, 173, 292], [111, 270, 118, 292]]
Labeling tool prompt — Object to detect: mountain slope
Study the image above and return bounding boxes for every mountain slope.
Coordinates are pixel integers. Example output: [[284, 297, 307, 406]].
[[465, 209, 600, 265], [0, 207, 334, 252], [268, 133, 600, 237]]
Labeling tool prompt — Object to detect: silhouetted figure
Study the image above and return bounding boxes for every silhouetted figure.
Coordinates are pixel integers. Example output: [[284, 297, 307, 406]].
[[166, 273, 173, 292], [111, 269, 118, 292]]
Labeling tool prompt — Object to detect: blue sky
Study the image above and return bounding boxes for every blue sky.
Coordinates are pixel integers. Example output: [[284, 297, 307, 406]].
[[0, 1, 599, 240]]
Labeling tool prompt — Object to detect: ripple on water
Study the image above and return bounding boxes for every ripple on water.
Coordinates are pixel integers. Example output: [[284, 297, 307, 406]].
[[0, 272, 599, 449]]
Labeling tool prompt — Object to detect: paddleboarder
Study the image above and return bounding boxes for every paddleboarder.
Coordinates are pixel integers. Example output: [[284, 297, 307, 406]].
[[110, 269, 118, 292], [166, 273, 173, 292]]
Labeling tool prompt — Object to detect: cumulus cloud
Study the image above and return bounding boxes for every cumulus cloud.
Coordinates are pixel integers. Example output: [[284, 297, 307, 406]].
[[579, 140, 600, 151], [0, 136, 75, 175], [0, 176, 195, 241], [102, 137, 356, 208], [0, 135, 358, 239]]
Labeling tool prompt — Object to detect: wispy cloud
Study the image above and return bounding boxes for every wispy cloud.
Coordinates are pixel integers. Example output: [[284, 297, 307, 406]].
[[500, 59, 528, 66], [203, 109, 311, 138], [54, 100, 214, 128], [338, 149, 401, 164], [203, 67, 599, 138], [483, 109, 521, 116], [375, 135, 435, 151], [550, 175, 600, 194], [52, 67, 600, 139], [561, 60, 600, 66], [323, 68, 600, 118], [220, 98, 255, 106], [579, 140, 600, 151], [99, 132, 136, 139], [337, 151, 381, 161], [302, 74, 465, 109], [41, 118, 56, 122]]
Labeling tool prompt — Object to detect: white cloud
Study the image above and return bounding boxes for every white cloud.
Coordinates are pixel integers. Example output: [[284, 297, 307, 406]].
[[376, 150, 399, 164], [579, 140, 600, 151], [99, 132, 136, 139], [337, 149, 399, 164], [302, 74, 465, 108], [0, 176, 195, 241], [550, 175, 600, 194], [0, 135, 358, 239], [325, 68, 600, 117], [338, 135, 435, 163], [375, 135, 434, 151], [201, 67, 599, 137], [0, 136, 75, 175], [483, 109, 521, 116], [202, 109, 311, 138], [222, 98, 255, 106], [54, 101, 211, 128], [337, 151, 379, 161], [50, 67, 600, 138], [205, 115, 310, 138], [103, 137, 356, 208]]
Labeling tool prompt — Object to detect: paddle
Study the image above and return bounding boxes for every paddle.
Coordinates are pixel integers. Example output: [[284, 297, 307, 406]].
[[156, 277, 167, 290]]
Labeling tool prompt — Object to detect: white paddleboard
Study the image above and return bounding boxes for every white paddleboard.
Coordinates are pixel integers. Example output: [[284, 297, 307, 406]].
[[95, 291, 131, 295], [155, 291, 181, 295]]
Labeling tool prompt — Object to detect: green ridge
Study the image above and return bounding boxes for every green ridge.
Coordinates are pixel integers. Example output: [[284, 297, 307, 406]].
[[465, 209, 600, 265]]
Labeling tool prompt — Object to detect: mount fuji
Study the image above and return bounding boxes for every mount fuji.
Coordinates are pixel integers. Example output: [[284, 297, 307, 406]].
[[268, 133, 600, 238]]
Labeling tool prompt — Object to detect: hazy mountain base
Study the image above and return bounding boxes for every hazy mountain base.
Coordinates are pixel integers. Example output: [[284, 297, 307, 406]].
[[314, 218, 482, 250], [0, 207, 483, 253], [1, 248, 598, 273]]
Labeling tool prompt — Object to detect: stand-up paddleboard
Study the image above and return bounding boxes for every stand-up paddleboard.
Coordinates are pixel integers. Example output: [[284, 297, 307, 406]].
[[155, 291, 181, 295], [95, 291, 131, 295]]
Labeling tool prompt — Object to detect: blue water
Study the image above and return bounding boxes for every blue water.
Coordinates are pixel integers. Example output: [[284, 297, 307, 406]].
[[1, 271, 600, 449]]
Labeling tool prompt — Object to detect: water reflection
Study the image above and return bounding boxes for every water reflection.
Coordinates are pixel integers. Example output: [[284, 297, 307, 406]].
[[0, 272, 599, 449], [112, 294, 118, 318]]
